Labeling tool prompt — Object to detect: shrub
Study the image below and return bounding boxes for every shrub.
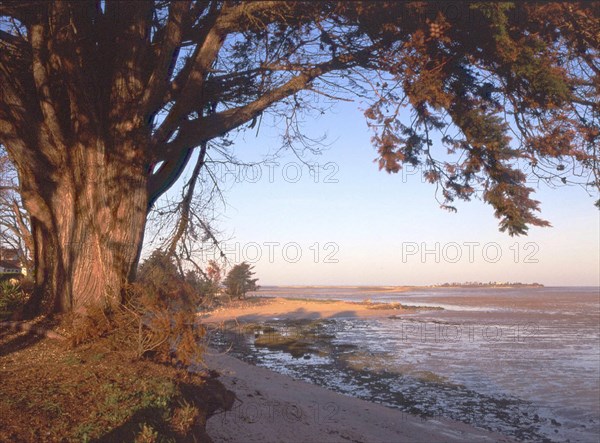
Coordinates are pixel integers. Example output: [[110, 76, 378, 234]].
[[70, 250, 207, 367], [0, 280, 27, 319], [135, 423, 159, 443], [119, 283, 206, 365], [171, 400, 199, 434], [69, 287, 206, 367]]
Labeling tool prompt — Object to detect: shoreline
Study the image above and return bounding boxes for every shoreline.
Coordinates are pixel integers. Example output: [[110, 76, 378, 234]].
[[256, 284, 545, 290], [205, 348, 514, 443], [200, 289, 599, 442], [201, 296, 516, 442]]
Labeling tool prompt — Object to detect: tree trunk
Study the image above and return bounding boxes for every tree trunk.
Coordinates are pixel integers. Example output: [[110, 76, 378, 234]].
[[19, 141, 148, 316]]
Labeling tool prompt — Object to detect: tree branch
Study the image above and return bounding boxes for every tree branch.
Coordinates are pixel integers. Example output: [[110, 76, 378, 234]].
[[151, 11, 223, 146], [166, 142, 208, 256], [12, 198, 33, 257], [0, 29, 28, 50], [152, 1, 292, 147], [141, 0, 191, 119], [30, 22, 66, 148], [162, 50, 368, 159], [106, 1, 153, 136], [147, 147, 194, 210]]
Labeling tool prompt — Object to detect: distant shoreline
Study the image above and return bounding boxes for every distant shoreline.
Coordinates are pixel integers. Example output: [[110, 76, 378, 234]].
[[431, 282, 544, 288], [259, 285, 416, 291], [255, 282, 545, 291]]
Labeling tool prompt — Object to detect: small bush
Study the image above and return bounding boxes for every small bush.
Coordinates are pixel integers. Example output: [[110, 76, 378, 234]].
[[0, 280, 27, 319], [118, 283, 206, 365], [70, 250, 206, 367], [69, 288, 205, 367], [68, 303, 115, 345], [171, 400, 199, 434], [223, 261, 259, 299], [135, 423, 159, 443]]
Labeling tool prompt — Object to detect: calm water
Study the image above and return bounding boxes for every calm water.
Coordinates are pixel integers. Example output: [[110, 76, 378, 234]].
[[211, 286, 600, 442]]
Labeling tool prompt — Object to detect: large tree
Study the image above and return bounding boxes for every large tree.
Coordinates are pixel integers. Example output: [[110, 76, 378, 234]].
[[0, 1, 597, 317]]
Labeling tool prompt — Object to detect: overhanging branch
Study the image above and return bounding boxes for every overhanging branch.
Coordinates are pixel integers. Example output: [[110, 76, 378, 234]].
[[161, 50, 370, 160], [166, 142, 208, 256]]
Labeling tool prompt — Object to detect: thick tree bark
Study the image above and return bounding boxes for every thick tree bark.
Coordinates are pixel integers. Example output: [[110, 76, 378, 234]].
[[20, 141, 148, 316], [1, 2, 381, 319]]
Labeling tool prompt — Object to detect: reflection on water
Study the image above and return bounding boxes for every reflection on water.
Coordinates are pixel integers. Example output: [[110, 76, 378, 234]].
[[210, 286, 600, 442]]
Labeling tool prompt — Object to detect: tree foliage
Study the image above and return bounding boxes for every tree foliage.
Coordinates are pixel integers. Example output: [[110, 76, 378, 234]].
[[223, 262, 259, 299], [136, 249, 217, 307], [357, 2, 599, 234], [0, 1, 597, 314]]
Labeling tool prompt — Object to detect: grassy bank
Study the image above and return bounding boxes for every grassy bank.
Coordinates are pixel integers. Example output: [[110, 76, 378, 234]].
[[0, 324, 234, 442]]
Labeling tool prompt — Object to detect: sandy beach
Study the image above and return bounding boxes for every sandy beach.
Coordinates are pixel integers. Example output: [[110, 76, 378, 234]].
[[204, 349, 513, 443], [199, 296, 421, 325], [202, 296, 514, 442]]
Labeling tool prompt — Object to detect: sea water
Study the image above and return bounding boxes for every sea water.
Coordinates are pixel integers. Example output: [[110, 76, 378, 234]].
[[209, 286, 600, 442]]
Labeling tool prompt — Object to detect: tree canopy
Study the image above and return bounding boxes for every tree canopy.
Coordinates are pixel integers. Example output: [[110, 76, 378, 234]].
[[0, 1, 597, 314], [223, 262, 258, 299]]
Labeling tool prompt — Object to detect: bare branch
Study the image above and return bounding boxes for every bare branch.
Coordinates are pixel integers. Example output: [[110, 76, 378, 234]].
[[166, 142, 208, 256], [161, 49, 371, 159]]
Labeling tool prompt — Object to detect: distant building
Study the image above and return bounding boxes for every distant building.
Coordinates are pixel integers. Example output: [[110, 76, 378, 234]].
[[0, 247, 27, 277], [0, 260, 22, 274]]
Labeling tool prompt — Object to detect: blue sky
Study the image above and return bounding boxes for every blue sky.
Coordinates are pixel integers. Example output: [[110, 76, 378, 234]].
[[162, 100, 599, 287]]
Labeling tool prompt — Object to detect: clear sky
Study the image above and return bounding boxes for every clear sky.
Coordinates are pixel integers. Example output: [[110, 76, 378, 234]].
[[163, 100, 600, 287]]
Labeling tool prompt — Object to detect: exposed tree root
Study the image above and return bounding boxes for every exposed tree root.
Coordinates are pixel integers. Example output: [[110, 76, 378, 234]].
[[0, 321, 66, 340]]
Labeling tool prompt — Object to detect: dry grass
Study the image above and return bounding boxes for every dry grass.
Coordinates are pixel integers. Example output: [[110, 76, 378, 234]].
[[0, 328, 234, 442]]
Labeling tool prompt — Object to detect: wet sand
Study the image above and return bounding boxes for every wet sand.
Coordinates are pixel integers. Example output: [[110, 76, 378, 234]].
[[204, 348, 514, 443], [202, 297, 515, 442]]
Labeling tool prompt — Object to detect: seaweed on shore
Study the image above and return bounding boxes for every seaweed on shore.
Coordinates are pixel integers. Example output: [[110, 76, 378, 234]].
[[208, 317, 558, 443]]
